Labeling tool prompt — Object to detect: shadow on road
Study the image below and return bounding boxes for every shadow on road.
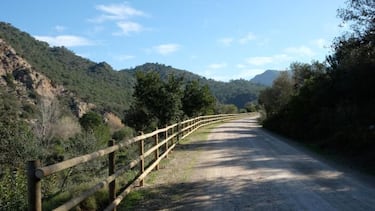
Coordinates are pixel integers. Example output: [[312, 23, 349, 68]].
[[122, 117, 375, 210]]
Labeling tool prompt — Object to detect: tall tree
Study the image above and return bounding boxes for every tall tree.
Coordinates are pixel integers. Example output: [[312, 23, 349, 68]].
[[338, 0, 375, 35], [290, 61, 327, 92], [125, 71, 183, 131], [182, 80, 216, 117], [258, 71, 293, 116]]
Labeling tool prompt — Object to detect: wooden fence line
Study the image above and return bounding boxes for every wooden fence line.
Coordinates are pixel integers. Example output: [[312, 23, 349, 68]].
[[27, 113, 244, 211]]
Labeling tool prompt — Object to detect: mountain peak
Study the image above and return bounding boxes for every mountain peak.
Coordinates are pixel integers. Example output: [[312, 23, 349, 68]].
[[250, 70, 281, 86]]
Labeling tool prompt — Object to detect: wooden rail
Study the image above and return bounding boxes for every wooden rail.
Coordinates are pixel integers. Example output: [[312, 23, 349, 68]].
[[27, 113, 244, 211]]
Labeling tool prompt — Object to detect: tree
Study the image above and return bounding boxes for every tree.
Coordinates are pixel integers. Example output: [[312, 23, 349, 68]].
[[290, 61, 326, 91], [0, 89, 39, 168], [258, 71, 293, 116], [182, 80, 216, 117], [259, 0, 375, 171], [338, 0, 375, 35], [34, 97, 60, 147], [79, 111, 102, 131], [78, 111, 110, 149], [157, 75, 184, 125], [125, 71, 184, 131], [215, 104, 238, 114], [244, 102, 258, 112]]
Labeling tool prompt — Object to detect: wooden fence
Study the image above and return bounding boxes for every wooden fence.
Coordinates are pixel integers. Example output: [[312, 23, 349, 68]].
[[27, 113, 244, 211]]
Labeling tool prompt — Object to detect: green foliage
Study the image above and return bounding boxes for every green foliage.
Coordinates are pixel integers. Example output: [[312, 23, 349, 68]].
[[125, 71, 184, 131], [0, 89, 40, 168], [128, 63, 265, 109], [79, 111, 111, 145], [159, 74, 184, 125], [126, 71, 221, 131], [337, 0, 375, 35], [215, 104, 238, 114], [182, 80, 216, 117], [244, 102, 260, 112], [290, 61, 326, 91], [94, 124, 111, 146], [207, 79, 264, 108], [0, 168, 28, 210], [0, 22, 135, 117], [258, 71, 293, 116], [42, 191, 72, 211], [79, 111, 102, 131], [0, 22, 264, 209], [112, 127, 135, 141], [260, 1, 375, 172]]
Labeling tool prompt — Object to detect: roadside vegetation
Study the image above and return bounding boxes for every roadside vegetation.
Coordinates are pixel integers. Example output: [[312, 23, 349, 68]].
[[258, 0, 375, 173], [0, 16, 260, 210], [0, 69, 240, 209]]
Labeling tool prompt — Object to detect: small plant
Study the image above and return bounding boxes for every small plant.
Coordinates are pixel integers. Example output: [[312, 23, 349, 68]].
[[0, 168, 28, 210]]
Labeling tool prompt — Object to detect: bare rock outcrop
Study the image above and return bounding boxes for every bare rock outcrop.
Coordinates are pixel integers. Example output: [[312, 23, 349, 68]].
[[0, 38, 63, 100]]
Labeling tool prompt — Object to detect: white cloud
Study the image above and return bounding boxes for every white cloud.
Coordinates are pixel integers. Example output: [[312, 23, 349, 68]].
[[236, 64, 246, 69], [54, 25, 66, 32], [236, 69, 266, 79], [246, 54, 291, 66], [116, 21, 144, 35], [153, 44, 180, 55], [218, 37, 234, 46], [239, 32, 256, 44], [246, 56, 273, 66], [201, 70, 229, 82], [92, 3, 145, 23], [284, 46, 315, 57], [115, 54, 135, 61], [34, 35, 93, 47], [312, 38, 328, 49], [90, 3, 147, 36], [208, 63, 227, 69]]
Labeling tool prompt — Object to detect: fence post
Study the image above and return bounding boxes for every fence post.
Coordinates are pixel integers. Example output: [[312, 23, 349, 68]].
[[165, 126, 169, 158], [108, 140, 116, 211], [171, 126, 175, 145], [154, 127, 159, 170], [139, 132, 145, 186], [27, 160, 41, 211], [177, 122, 181, 143]]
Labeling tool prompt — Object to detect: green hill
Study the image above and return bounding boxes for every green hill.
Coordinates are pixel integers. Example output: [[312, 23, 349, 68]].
[[0, 22, 264, 115], [125, 63, 265, 108], [0, 22, 135, 116], [250, 69, 281, 86]]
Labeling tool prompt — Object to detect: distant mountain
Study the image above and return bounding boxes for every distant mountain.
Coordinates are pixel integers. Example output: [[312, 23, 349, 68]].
[[250, 70, 281, 86]]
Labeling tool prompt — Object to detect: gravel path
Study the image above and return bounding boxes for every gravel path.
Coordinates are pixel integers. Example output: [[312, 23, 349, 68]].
[[127, 116, 375, 210]]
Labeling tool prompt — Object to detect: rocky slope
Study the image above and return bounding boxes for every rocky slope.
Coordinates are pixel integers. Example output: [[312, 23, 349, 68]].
[[0, 38, 94, 117]]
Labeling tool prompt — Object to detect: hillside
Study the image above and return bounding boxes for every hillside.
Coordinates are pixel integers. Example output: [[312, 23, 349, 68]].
[[0, 21, 263, 211], [0, 22, 264, 115], [250, 69, 281, 86], [125, 63, 265, 108], [0, 22, 135, 117]]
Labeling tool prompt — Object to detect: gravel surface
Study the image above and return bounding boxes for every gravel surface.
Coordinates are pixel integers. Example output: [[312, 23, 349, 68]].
[[128, 116, 375, 210]]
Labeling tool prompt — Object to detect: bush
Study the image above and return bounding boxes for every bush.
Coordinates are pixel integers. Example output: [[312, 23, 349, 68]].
[[0, 168, 28, 210], [112, 127, 135, 141]]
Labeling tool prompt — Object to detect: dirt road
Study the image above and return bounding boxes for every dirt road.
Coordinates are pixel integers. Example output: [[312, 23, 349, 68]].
[[128, 116, 375, 210]]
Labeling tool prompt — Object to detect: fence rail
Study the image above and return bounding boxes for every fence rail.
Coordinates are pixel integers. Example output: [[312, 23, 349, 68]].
[[27, 113, 246, 211]]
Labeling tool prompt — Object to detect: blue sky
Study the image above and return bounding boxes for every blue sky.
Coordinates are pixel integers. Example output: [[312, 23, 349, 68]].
[[1, 0, 347, 81]]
